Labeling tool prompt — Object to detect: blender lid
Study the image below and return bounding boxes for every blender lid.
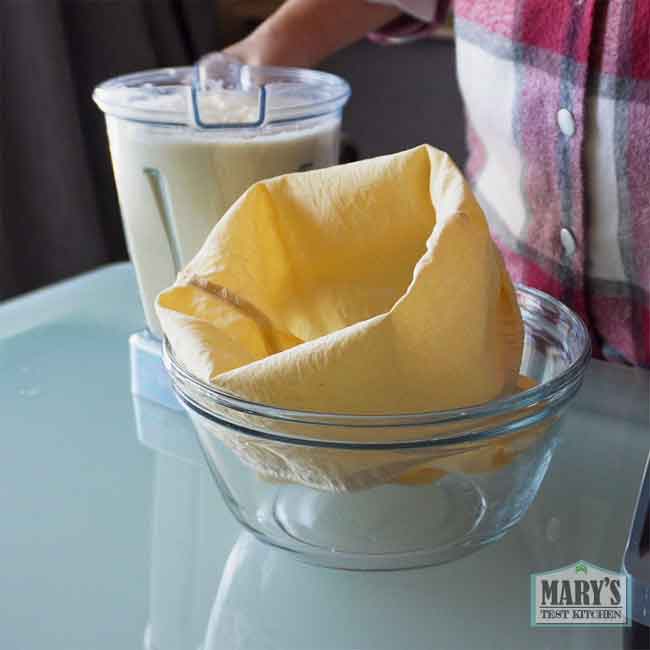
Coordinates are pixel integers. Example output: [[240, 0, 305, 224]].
[[93, 55, 350, 129]]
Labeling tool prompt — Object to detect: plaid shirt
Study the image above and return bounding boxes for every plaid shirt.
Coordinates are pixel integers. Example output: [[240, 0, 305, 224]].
[[372, 0, 650, 366]]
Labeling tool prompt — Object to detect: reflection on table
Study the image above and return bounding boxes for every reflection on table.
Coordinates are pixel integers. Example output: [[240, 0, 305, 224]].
[[136, 359, 649, 649]]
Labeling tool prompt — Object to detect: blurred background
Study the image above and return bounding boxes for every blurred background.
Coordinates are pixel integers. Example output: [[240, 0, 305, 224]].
[[1, 0, 466, 302]]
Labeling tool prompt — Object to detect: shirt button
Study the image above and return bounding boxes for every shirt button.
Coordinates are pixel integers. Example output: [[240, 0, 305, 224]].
[[557, 108, 576, 136], [560, 227, 577, 255]]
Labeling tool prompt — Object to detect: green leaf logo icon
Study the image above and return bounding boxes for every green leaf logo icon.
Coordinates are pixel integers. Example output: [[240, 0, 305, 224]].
[[575, 562, 587, 575]]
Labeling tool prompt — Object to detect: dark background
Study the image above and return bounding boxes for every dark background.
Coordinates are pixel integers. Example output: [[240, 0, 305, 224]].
[[0, 0, 466, 302]]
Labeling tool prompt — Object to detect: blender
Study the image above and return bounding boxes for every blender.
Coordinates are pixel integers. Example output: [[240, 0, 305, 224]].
[[94, 58, 350, 407]]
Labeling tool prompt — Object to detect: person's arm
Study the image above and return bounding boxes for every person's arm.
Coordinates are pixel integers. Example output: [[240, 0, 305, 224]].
[[224, 0, 401, 67]]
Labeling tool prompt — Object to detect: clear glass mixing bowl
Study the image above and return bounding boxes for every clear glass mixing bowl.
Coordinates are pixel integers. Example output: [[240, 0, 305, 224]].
[[163, 286, 590, 570]]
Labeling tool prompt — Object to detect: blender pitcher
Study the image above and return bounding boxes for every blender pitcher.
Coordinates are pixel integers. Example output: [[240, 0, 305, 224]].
[[94, 59, 350, 336]]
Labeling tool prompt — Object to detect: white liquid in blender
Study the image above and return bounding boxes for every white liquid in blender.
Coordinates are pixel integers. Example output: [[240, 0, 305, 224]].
[[106, 114, 341, 335]]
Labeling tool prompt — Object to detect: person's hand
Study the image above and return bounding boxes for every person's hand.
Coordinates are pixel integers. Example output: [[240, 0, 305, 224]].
[[222, 35, 264, 67], [218, 0, 401, 68]]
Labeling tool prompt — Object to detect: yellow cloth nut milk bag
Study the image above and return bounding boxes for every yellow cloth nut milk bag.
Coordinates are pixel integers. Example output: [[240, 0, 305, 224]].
[[157, 144, 531, 491]]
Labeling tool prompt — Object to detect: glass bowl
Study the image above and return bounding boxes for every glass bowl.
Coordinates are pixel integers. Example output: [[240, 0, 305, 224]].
[[163, 286, 590, 570]]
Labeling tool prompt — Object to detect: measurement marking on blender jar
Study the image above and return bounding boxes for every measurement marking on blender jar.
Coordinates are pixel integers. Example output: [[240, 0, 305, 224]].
[[144, 168, 182, 273]]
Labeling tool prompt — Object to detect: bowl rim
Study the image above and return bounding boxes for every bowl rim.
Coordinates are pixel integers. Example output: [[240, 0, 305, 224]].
[[163, 285, 591, 447]]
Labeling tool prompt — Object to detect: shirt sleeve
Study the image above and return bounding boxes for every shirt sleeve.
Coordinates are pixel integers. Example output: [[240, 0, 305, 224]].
[[366, 0, 451, 44]]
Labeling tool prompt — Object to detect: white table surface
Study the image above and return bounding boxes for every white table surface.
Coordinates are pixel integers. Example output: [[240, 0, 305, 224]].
[[1, 262, 649, 650]]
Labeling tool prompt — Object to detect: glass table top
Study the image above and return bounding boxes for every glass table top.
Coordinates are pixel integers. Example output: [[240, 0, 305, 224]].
[[1, 263, 649, 650]]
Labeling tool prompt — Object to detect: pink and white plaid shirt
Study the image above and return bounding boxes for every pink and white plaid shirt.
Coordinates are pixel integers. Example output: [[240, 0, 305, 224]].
[[371, 0, 650, 366]]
